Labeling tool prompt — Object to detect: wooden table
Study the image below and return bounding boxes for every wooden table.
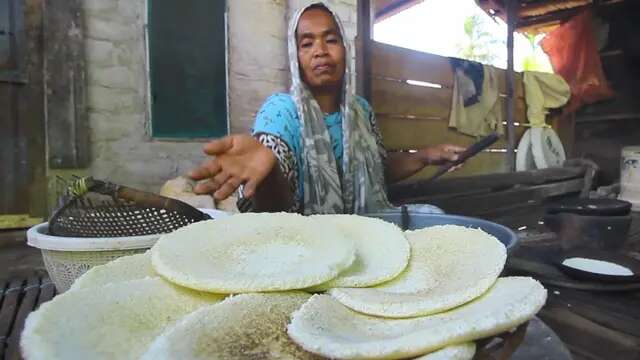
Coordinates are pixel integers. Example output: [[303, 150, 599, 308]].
[[0, 275, 571, 360], [0, 244, 578, 359], [498, 210, 640, 360], [0, 273, 55, 360]]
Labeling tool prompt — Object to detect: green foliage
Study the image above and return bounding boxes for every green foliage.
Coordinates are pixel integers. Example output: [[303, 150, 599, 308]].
[[456, 15, 504, 64]]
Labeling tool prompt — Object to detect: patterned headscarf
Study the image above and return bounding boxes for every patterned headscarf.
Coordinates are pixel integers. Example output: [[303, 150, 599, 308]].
[[288, 2, 392, 214]]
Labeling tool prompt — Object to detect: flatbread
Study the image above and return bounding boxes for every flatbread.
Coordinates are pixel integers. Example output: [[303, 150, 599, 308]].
[[21, 278, 224, 360], [415, 343, 476, 360], [309, 215, 410, 290], [288, 277, 547, 359], [329, 225, 506, 317], [141, 292, 322, 360], [70, 252, 156, 291], [151, 213, 355, 293]]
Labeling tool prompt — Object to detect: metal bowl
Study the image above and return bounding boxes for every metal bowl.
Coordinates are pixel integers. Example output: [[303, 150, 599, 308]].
[[365, 211, 519, 253]]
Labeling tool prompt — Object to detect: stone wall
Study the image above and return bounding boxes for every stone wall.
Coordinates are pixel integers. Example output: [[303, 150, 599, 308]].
[[83, 0, 357, 192]]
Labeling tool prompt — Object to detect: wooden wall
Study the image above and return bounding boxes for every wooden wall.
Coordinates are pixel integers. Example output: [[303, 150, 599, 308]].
[[370, 41, 528, 181], [0, 0, 46, 218]]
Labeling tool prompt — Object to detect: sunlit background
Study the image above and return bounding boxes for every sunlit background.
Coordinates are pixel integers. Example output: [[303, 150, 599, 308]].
[[373, 0, 553, 72]]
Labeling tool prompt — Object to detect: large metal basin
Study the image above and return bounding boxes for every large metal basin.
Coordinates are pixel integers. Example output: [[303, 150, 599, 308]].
[[365, 211, 519, 253]]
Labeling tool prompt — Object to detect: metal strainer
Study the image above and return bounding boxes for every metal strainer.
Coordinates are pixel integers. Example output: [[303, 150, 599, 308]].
[[48, 177, 211, 237]]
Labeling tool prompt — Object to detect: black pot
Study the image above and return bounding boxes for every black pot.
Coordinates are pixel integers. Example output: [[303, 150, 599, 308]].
[[546, 198, 632, 217], [544, 212, 632, 251]]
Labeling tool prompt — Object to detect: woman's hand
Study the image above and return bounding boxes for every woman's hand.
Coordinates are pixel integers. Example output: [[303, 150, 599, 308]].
[[416, 144, 466, 166], [189, 134, 277, 201], [385, 144, 467, 184]]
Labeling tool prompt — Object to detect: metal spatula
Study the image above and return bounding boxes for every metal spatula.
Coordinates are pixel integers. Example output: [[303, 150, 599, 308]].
[[425, 132, 500, 182]]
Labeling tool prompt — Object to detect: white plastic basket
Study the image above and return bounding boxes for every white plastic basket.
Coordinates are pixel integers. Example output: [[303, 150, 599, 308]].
[[26, 223, 160, 292], [27, 209, 228, 292]]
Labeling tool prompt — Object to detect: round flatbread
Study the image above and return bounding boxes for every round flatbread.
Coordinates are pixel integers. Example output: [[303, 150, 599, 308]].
[[415, 343, 476, 360], [70, 252, 156, 291], [329, 225, 507, 317], [151, 213, 355, 293], [308, 215, 409, 290], [288, 277, 547, 360], [141, 292, 322, 360], [21, 278, 225, 360]]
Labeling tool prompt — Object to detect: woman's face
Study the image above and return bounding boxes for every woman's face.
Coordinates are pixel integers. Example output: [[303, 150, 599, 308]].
[[296, 8, 346, 92]]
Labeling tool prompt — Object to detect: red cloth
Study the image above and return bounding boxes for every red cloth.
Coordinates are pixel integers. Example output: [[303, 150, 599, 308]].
[[541, 9, 615, 113]]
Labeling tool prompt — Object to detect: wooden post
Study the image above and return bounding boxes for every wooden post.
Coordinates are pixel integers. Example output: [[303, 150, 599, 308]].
[[44, 0, 89, 168], [506, 0, 518, 172], [356, 0, 372, 101]]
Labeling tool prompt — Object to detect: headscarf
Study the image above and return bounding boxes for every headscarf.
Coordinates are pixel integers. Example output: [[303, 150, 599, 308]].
[[288, 2, 392, 214]]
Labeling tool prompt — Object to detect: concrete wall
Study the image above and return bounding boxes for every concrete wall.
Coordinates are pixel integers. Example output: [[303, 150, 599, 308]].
[[82, 0, 357, 192]]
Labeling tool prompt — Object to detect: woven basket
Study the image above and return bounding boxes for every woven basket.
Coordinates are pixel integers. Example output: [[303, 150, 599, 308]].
[[40, 248, 148, 292], [27, 223, 160, 292]]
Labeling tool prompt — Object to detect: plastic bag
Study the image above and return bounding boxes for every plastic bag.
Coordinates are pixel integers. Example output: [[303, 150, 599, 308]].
[[541, 9, 615, 113]]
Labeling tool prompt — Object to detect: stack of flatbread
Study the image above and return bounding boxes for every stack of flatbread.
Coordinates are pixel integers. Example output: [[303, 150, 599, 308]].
[[21, 212, 546, 359]]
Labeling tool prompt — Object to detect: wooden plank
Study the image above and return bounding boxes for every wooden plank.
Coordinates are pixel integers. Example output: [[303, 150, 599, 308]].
[[373, 92, 526, 153], [20, 0, 47, 217], [505, 0, 517, 174], [0, 214, 43, 230], [547, 288, 640, 338], [372, 41, 526, 98], [388, 166, 586, 200], [36, 279, 55, 308], [400, 152, 508, 181], [0, 0, 47, 216], [372, 41, 454, 87], [44, 0, 88, 168], [552, 112, 576, 158], [372, 78, 452, 120], [6, 277, 40, 360], [355, 0, 372, 100], [397, 178, 584, 213], [540, 304, 640, 360], [374, 0, 423, 21], [406, 186, 542, 215], [0, 83, 20, 214], [0, 278, 23, 359], [377, 115, 526, 151]]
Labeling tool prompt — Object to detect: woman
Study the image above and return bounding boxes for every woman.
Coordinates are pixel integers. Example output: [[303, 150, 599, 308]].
[[190, 2, 464, 214]]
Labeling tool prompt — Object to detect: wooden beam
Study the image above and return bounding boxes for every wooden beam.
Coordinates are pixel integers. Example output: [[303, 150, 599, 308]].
[[44, 0, 89, 168], [388, 166, 587, 201], [505, 0, 517, 172], [374, 0, 423, 22], [398, 178, 585, 216], [356, 0, 372, 101], [0, 214, 43, 230], [517, 0, 590, 18]]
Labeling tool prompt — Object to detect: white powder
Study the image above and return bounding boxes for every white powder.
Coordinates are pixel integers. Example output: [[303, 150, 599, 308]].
[[562, 257, 634, 276]]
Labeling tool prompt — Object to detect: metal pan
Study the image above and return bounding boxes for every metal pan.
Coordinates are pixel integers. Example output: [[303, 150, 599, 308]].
[[555, 248, 640, 283]]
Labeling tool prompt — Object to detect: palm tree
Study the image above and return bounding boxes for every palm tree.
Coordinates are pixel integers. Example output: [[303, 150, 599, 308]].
[[456, 15, 504, 64]]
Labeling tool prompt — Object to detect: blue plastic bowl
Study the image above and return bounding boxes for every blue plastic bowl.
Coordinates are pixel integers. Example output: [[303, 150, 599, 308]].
[[365, 211, 519, 253]]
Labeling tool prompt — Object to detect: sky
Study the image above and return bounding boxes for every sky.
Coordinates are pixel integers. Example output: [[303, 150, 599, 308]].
[[373, 0, 552, 72]]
